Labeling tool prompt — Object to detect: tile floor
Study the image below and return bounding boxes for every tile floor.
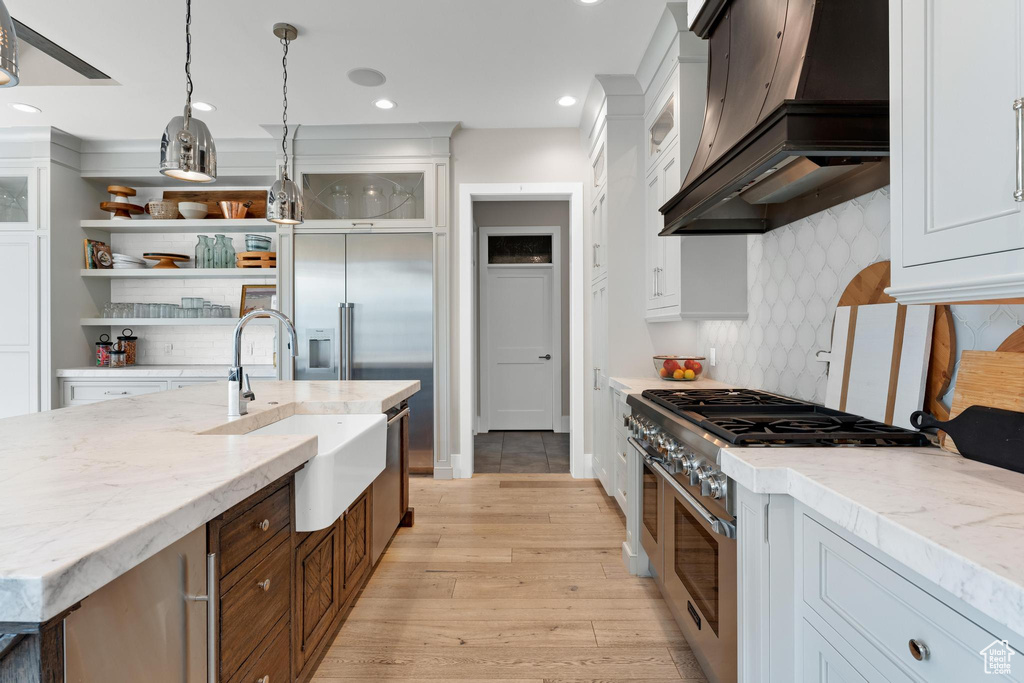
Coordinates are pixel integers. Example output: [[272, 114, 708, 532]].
[[473, 431, 570, 473]]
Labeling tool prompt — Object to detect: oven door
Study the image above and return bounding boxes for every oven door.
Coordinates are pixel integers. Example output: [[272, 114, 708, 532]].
[[658, 461, 737, 683], [638, 451, 664, 577]]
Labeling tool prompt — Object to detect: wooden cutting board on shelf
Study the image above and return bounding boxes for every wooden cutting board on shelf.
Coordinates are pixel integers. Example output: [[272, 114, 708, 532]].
[[163, 190, 267, 218], [998, 326, 1024, 353], [835, 261, 956, 421], [943, 350, 1024, 454]]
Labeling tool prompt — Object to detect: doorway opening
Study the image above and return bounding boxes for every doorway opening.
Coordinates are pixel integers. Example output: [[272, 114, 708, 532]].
[[457, 183, 585, 479], [475, 206, 568, 473]]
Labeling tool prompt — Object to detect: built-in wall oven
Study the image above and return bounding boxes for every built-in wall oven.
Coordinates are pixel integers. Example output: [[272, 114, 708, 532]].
[[660, 462, 737, 683], [628, 431, 737, 683]]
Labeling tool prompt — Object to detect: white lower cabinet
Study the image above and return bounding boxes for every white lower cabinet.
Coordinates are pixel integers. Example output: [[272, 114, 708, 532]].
[[59, 377, 218, 407], [736, 486, 1023, 683]]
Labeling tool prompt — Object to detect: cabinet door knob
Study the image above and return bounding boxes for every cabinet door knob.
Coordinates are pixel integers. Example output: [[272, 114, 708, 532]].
[[257, 518, 270, 532], [908, 638, 929, 661], [258, 578, 271, 592]]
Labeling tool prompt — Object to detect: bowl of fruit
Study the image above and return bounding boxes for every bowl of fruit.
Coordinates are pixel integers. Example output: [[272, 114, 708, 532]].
[[654, 355, 705, 381]]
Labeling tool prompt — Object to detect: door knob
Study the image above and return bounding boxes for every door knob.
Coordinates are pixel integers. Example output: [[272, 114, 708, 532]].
[[539, 354, 552, 360]]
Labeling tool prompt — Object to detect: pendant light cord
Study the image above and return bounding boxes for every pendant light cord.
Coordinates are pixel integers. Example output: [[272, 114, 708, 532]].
[[280, 35, 290, 179], [183, 0, 194, 129]]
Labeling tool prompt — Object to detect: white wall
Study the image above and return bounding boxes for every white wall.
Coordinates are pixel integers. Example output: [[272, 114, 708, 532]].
[[473, 200, 571, 423], [451, 128, 590, 453]]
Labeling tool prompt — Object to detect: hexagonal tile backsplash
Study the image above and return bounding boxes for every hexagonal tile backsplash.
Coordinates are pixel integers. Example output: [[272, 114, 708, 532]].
[[699, 188, 1024, 409]]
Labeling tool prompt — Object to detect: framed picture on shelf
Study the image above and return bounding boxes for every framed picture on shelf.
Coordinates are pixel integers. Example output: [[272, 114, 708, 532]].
[[239, 284, 277, 317]]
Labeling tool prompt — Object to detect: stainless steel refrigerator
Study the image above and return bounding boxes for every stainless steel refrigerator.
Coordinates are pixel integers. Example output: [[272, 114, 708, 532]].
[[294, 233, 434, 472]]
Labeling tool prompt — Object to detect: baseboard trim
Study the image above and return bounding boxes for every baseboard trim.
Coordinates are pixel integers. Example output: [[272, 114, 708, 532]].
[[556, 415, 570, 433], [572, 452, 595, 479], [432, 465, 454, 480]]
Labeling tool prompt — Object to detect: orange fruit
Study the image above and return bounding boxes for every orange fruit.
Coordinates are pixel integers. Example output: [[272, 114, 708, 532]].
[[683, 369, 696, 380], [673, 369, 685, 379], [659, 368, 669, 378]]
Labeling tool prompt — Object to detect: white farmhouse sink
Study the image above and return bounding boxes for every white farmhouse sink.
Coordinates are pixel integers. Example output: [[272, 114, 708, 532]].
[[249, 414, 386, 532]]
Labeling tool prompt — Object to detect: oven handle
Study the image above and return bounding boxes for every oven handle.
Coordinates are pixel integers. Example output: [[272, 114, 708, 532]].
[[631, 439, 737, 540]]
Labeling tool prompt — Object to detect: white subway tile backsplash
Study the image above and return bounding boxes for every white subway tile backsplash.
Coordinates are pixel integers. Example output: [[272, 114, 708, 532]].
[[700, 188, 1024, 408], [105, 231, 277, 366]]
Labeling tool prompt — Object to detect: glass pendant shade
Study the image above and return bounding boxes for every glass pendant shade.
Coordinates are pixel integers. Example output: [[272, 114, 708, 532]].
[[267, 176, 303, 225], [160, 114, 217, 182], [0, 1, 19, 88]]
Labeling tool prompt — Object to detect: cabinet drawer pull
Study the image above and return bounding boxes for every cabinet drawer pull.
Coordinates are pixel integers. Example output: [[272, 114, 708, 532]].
[[258, 578, 271, 592], [104, 390, 129, 396], [256, 676, 269, 683], [1015, 98, 1023, 202], [908, 638, 929, 661], [256, 518, 270, 532]]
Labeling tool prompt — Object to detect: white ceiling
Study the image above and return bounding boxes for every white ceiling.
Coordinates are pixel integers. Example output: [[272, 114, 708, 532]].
[[0, 0, 669, 140]]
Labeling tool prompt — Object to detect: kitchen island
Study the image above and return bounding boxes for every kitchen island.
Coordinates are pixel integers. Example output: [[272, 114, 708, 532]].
[[0, 379, 418, 683]]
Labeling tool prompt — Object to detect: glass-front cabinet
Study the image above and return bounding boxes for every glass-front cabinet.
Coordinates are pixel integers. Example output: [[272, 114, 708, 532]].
[[301, 167, 433, 227], [0, 171, 35, 228]]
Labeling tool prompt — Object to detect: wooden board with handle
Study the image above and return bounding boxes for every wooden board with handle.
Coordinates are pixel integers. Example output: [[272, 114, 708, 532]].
[[998, 326, 1024, 354], [836, 261, 956, 421], [943, 350, 1024, 454], [163, 190, 267, 218]]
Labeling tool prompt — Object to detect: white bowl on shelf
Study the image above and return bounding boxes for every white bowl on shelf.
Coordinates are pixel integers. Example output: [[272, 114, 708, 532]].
[[178, 202, 208, 220]]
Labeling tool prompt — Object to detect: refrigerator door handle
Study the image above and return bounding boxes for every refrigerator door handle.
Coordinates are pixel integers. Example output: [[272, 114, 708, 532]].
[[339, 303, 355, 381]]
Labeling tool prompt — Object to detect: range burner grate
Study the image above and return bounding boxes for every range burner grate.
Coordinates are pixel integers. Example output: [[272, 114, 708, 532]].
[[642, 388, 806, 412], [699, 409, 931, 446]]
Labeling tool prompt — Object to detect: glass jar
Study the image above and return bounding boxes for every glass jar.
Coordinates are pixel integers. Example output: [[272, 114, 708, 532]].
[[95, 334, 112, 367], [117, 329, 138, 366], [110, 349, 127, 368], [194, 235, 209, 269], [389, 186, 414, 219], [362, 185, 387, 218], [222, 235, 236, 268], [331, 184, 352, 219]]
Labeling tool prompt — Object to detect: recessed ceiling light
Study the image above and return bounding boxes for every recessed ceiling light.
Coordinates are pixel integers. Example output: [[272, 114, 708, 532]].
[[348, 68, 387, 87], [192, 101, 217, 112], [557, 95, 578, 107], [9, 103, 41, 113], [374, 98, 397, 110], [574, 0, 605, 5]]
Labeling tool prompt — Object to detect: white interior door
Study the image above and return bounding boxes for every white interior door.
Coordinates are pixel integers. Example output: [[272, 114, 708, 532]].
[[480, 229, 559, 431]]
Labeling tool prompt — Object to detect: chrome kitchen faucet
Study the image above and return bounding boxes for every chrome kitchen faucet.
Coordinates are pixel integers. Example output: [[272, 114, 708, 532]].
[[228, 309, 298, 417]]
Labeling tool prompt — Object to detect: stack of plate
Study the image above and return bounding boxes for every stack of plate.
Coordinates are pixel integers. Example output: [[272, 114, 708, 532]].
[[112, 253, 147, 270]]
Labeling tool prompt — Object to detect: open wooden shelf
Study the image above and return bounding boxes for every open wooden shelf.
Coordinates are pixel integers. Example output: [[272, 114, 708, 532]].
[[80, 268, 276, 279], [80, 219, 276, 234], [80, 318, 277, 327]]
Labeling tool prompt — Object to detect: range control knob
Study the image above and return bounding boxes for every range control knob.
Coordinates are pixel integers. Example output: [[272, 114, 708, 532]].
[[702, 474, 728, 500], [692, 463, 713, 486], [678, 452, 697, 474]]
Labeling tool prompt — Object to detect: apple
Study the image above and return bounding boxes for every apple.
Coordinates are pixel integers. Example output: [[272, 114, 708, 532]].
[[687, 360, 703, 374], [663, 359, 681, 373]]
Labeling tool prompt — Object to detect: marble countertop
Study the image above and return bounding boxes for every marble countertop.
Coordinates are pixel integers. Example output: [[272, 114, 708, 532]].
[[722, 446, 1024, 638], [609, 375, 732, 393], [0, 379, 418, 623], [57, 365, 278, 378]]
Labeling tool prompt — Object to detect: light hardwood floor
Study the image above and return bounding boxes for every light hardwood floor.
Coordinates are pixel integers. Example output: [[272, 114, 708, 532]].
[[312, 473, 708, 682]]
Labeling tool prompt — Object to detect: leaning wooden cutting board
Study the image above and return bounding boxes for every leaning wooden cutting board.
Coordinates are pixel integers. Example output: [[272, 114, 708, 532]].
[[943, 350, 1024, 454], [824, 303, 934, 429]]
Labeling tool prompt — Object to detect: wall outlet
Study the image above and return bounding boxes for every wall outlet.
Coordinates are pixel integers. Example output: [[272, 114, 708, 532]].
[[709, 347, 717, 367], [163, 343, 173, 354]]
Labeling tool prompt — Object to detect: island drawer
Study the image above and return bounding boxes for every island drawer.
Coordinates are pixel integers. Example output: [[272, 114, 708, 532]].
[[227, 614, 290, 683], [220, 485, 291, 577], [220, 538, 291, 680]]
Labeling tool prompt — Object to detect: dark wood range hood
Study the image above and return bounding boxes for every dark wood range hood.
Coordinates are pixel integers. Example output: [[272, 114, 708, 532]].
[[660, 0, 890, 236]]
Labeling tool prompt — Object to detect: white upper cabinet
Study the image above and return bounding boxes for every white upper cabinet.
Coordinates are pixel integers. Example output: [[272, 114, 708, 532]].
[[299, 165, 437, 229], [889, 0, 1024, 303], [643, 59, 748, 322], [0, 171, 36, 230], [591, 186, 608, 284]]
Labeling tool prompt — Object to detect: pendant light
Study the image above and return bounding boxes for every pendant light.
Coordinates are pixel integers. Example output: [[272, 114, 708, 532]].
[[159, 0, 217, 182], [267, 23, 303, 225], [0, 0, 19, 87]]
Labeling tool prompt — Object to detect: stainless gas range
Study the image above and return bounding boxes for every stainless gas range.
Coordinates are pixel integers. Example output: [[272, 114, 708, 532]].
[[626, 387, 930, 683]]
